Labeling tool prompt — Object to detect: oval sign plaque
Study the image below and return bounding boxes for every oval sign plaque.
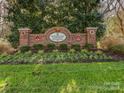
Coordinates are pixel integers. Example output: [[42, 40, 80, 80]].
[[49, 32, 66, 42]]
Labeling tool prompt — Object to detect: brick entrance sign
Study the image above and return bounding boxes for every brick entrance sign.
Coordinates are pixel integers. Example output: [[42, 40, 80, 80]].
[[19, 27, 97, 47]]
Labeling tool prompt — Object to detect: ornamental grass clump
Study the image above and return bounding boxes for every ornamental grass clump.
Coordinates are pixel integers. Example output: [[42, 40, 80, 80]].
[[0, 38, 15, 54]]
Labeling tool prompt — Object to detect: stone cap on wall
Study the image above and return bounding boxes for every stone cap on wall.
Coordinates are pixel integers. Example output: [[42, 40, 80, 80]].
[[85, 27, 98, 31], [18, 28, 32, 33]]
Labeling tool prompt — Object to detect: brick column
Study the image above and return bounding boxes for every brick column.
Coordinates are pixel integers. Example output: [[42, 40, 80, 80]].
[[85, 27, 97, 47], [18, 28, 32, 46]]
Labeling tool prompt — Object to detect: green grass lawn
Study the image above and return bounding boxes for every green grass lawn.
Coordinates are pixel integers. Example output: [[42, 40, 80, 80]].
[[0, 62, 124, 93]]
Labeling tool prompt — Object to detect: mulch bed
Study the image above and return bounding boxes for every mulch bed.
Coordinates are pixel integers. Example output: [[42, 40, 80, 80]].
[[104, 52, 124, 61], [90, 48, 124, 61], [107, 53, 124, 60]]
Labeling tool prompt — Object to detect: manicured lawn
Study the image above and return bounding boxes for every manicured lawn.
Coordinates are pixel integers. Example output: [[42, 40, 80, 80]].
[[0, 62, 124, 93]]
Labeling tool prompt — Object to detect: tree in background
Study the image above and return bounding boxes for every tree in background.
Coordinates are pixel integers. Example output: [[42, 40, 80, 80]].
[[102, 0, 124, 36], [99, 0, 124, 49], [7, 0, 105, 47], [0, 0, 10, 38]]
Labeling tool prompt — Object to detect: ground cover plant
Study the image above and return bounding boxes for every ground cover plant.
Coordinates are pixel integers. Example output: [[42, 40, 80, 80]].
[[0, 50, 112, 64], [0, 62, 124, 93]]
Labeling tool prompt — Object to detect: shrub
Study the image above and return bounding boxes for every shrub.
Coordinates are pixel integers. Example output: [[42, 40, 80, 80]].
[[46, 43, 56, 51], [109, 44, 124, 54], [59, 44, 68, 52], [84, 43, 94, 49], [20, 46, 30, 53], [33, 44, 44, 50], [71, 44, 81, 51]]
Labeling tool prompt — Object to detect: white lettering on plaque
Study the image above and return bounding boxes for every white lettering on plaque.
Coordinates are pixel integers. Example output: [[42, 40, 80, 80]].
[[49, 32, 66, 42]]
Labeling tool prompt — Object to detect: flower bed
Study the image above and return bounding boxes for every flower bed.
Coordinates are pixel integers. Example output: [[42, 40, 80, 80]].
[[0, 50, 113, 64]]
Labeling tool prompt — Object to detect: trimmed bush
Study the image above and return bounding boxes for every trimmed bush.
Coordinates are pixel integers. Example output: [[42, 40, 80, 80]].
[[84, 43, 94, 49], [46, 43, 56, 51], [33, 44, 44, 50], [59, 44, 68, 52], [20, 46, 30, 53], [109, 44, 124, 54], [71, 44, 81, 51]]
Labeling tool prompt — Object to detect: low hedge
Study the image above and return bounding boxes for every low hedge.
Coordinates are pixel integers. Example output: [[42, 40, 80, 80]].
[[19, 43, 97, 52]]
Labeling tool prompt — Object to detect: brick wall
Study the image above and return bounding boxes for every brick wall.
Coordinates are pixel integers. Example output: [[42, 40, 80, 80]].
[[19, 27, 97, 47]]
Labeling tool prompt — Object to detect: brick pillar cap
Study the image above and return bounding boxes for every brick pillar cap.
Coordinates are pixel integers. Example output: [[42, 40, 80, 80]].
[[85, 27, 98, 30], [18, 28, 32, 33], [85, 27, 98, 32]]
